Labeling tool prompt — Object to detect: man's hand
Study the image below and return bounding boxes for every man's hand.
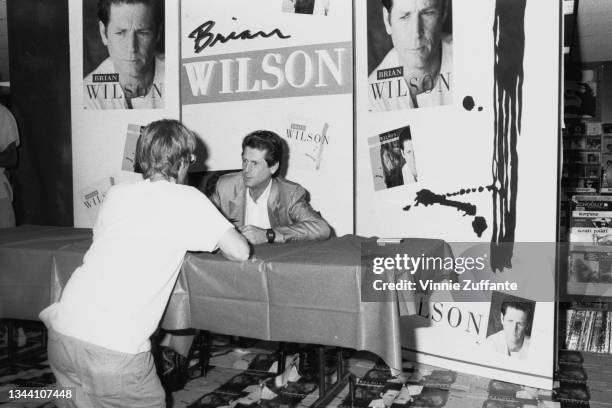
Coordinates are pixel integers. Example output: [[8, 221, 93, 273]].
[[239, 225, 268, 245]]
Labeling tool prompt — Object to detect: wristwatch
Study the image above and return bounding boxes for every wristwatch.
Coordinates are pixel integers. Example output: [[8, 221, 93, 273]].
[[266, 228, 275, 244]]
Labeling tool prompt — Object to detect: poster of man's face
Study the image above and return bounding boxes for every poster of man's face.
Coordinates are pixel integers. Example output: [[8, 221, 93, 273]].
[[367, 0, 453, 112], [83, 0, 165, 110], [485, 292, 535, 360]]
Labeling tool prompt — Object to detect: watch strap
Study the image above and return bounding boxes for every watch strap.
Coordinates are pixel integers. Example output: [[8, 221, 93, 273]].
[[266, 228, 275, 244]]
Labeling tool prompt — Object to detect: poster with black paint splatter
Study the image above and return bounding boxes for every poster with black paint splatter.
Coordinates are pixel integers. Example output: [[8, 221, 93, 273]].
[[356, 0, 559, 389]]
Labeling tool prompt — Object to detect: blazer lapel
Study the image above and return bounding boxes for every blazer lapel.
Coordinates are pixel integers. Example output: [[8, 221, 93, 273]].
[[228, 177, 246, 227], [267, 178, 281, 228]]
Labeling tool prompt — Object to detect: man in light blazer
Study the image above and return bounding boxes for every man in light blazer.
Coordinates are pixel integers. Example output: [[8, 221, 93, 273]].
[[159, 130, 330, 381], [212, 130, 331, 244]]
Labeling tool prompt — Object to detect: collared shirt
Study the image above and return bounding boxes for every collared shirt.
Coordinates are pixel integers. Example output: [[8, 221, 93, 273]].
[[368, 34, 453, 112], [83, 55, 165, 110], [245, 181, 272, 229], [486, 330, 530, 360]]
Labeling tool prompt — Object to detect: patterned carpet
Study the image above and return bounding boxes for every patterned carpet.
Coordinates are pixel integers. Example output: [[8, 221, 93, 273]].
[[1, 321, 611, 407]]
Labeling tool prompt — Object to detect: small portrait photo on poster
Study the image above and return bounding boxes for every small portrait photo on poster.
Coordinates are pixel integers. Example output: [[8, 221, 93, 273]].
[[367, 0, 453, 112], [485, 292, 535, 360], [368, 125, 418, 191], [83, 0, 165, 110], [281, 0, 331, 16]]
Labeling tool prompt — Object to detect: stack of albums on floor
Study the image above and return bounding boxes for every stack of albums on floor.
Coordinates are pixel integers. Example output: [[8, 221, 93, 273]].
[[183, 345, 330, 408], [340, 358, 559, 408], [555, 350, 612, 408], [0, 322, 55, 408], [9, 331, 612, 408]]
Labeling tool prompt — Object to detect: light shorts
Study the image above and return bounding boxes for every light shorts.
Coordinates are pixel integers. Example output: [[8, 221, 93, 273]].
[[47, 328, 166, 408]]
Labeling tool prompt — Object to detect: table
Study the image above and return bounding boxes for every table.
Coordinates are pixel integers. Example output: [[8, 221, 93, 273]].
[[0, 226, 452, 372]]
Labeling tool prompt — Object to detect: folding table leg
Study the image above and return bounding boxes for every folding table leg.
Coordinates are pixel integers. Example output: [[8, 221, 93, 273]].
[[277, 342, 287, 375], [312, 347, 355, 408], [199, 330, 211, 377], [6, 319, 16, 363], [317, 346, 326, 397]]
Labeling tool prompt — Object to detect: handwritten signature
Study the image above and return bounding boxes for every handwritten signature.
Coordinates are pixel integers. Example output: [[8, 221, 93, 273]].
[[188, 20, 291, 54]]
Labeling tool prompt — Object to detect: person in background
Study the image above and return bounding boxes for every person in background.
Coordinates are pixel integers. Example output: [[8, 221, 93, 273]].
[[0, 101, 25, 348], [39, 119, 249, 407], [0, 102, 19, 228]]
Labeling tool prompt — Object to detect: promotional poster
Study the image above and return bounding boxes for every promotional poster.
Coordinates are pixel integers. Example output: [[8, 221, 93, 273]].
[[356, 0, 560, 388], [82, 0, 166, 109], [366, 0, 453, 112], [65, 0, 561, 393], [180, 0, 354, 235]]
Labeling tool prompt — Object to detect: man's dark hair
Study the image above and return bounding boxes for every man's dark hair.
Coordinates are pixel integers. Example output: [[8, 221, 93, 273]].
[[242, 130, 283, 172], [381, 0, 446, 14], [398, 126, 412, 151], [500, 299, 533, 320], [98, 0, 163, 28]]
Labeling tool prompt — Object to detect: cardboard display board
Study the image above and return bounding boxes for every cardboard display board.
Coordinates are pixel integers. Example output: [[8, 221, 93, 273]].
[[69, 0, 180, 226], [180, 0, 354, 235], [69, 0, 561, 389], [355, 0, 560, 389]]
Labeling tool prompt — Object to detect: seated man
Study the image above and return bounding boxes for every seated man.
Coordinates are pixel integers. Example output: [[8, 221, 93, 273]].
[[161, 130, 331, 376], [213, 129, 331, 244], [39, 119, 249, 406]]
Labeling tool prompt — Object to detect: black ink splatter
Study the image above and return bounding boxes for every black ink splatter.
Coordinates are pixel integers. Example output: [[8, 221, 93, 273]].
[[403, 205, 411, 211], [413, 189, 476, 216], [491, 0, 526, 272], [472, 217, 488, 238], [463, 96, 476, 111], [478, 107, 483, 111], [442, 185, 494, 198]]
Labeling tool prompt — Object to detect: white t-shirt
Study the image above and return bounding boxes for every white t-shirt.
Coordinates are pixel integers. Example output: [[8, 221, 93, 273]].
[[486, 330, 530, 360], [40, 179, 232, 354]]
